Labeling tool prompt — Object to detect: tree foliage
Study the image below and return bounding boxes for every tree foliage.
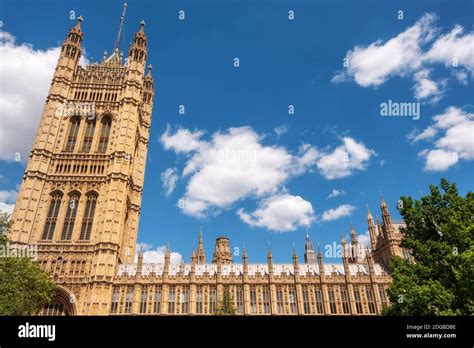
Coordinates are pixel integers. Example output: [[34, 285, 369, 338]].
[[383, 178, 474, 315], [0, 212, 55, 315], [215, 288, 236, 315]]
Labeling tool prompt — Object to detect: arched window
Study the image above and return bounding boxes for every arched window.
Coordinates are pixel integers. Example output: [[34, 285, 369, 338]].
[[65, 117, 81, 152], [42, 191, 63, 240], [61, 192, 80, 240], [82, 120, 96, 153], [80, 192, 97, 240], [97, 116, 112, 153]]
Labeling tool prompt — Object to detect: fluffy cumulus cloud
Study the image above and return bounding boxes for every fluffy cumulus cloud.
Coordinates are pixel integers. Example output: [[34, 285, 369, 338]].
[[237, 194, 315, 232], [135, 243, 182, 264], [412, 69, 446, 102], [332, 13, 473, 102], [0, 190, 18, 214], [0, 27, 89, 163], [358, 231, 371, 248], [327, 189, 345, 199], [321, 204, 355, 221], [161, 167, 178, 197], [425, 25, 474, 73], [161, 125, 375, 231], [315, 137, 376, 180], [160, 125, 205, 153], [0, 29, 60, 162], [409, 106, 474, 171], [161, 126, 317, 218]]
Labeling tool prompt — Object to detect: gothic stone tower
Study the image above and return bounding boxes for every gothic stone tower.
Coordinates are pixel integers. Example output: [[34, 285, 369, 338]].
[[9, 17, 154, 315]]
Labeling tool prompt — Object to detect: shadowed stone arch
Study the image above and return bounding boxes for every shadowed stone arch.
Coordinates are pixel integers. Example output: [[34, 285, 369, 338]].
[[42, 285, 77, 316]]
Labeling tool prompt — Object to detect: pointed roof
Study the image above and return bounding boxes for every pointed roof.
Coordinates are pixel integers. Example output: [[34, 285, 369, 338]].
[[305, 226, 315, 252]]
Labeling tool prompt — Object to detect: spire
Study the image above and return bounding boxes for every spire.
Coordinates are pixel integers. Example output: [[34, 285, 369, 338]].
[[267, 243, 273, 274], [304, 226, 316, 264], [368, 204, 377, 250], [196, 226, 206, 264], [350, 224, 358, 245], [380, 197, 393, 236], [136, 246, 143, 276], [76, 16, 83, 30], [163, 243, 170, 276], [114, 2, 127, 52], [127, 17, 148, 70], [317, 243, 324, 275], [146, 64, 153, 78], [165, 243, 170, 259]]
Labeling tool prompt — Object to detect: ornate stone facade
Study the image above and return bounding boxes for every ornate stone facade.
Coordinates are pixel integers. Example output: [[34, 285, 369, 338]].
[[9, 17, 409, 316]]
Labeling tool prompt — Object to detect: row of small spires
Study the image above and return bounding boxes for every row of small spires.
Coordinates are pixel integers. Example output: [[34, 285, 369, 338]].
[[137, 197, 394, 263], [135, 198, 396, 265], [66, 15, 153, 77]]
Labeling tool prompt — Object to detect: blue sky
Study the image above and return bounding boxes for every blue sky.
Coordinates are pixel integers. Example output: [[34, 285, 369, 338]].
[[0, 0, 473, 264]]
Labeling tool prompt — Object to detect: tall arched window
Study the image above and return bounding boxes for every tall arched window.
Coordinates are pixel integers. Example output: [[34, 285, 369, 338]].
[[42, 191, 63, 240], [61, 192, 80, 240], [97, 116, 112, 153], [65, 117, 81, 152], [80, 192, 97, 240], [82, 120, 96, 153]]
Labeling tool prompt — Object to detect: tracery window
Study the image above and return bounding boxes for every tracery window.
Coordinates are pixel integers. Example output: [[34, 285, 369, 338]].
[[340, 287, 351, 314], [97, 116, 111, 153], [196, 286, 203, 314], [42, 191, 63, 240], [80, 192, 97, 240], [61, 192, 80, 240], [65, 117, 81, 152], [328, 288, 337, 314], [153, 287, 161, 314], [315, 288, 324, 314], [82, 119, 95, 153], [302, 287, 311, 314]]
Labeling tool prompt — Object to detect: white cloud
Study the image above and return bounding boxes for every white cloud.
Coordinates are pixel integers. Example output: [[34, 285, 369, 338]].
[[163, 126, 317, 218], [332, 13, 473, 101], [237, 194, 314, 232], [160, 124, 205, 154], [0, 203, 15, 214], [408, 126, 438, 143], [315, 137, 376, 179], [321, 204, 355, 221], [0, 27, 89, 163], [332, 13, 437, 87], [274, 125, 288, 137], [135, 244, 183, 265], [453, 70, 468, 85], [358, 231, 371, 248], [161, 167, 178, 197], [413, 69, 445, 102], [0, 30, 61, 162], [327, 189, 345, 199], [162, 126, 375, 230], [412, 107, 474, 171], [425, 25, 474, 73], [419, 149, 459, 171], [0, 190, 18, 214]]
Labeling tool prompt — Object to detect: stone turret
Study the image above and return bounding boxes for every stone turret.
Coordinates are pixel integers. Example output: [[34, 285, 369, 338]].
[[212, 236, 233, 264]]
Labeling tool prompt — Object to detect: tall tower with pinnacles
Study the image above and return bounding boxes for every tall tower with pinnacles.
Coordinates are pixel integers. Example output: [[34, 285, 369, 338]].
[[9, 11, 409, 316]]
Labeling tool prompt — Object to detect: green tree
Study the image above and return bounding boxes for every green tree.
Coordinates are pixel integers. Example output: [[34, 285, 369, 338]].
[[0, 212, 55, 315], [383, 178, 474, 315], [215, 289, 236, 315]]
